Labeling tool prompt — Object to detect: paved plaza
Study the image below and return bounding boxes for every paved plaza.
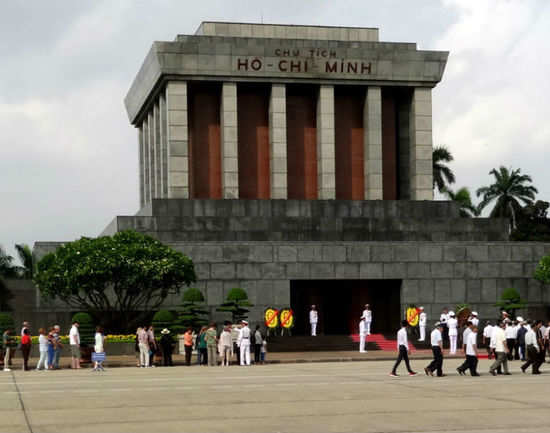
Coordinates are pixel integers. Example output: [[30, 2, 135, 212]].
[[0, 359, 548, 433]]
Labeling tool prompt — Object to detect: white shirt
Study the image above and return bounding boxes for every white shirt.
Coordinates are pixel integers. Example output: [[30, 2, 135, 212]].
[[466, 332, 478, 356], [447, 317, 458, 336], [439, 313, 448, 324], [220, 330, 232, 347], [463, 327, 472, 348], [94, 333, 104, 353], [419, 312, 427, 326], [430, 329, 442, 347], [493, 327, 507, 352], [362, 309, 372, 322], [359, 320, 366, 335], [525, 329, 538, 350], [309, 310, 318, 324], [483, 325, 493, 338], [238, 326, 250, 345], [38, 334, 48, 352], [471, 317, 479, 327], [504, 325, 515, 339], [397, 327, 408, 351], [69, 325, 80, 345]]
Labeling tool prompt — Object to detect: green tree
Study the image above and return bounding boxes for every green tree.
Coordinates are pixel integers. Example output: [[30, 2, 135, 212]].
[[15, 244, 33, 279], [0, 246, 18, 278], [534, 255, 550, 285], [510, 201, 550, 241], [34, 230, 196, 331], [152, 310, 176, 333], [476, 166, 538, 229], [495, 288, 527, 319], [216, 287, 253, 323], [177, 287, 209, 332], [433, 145, 456, 193], [444, 187, 480, 217]]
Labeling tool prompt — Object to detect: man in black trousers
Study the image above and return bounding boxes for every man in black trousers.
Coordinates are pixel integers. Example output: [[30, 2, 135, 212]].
[[425, 323, 444, 377], [389, 320, 417, 377]]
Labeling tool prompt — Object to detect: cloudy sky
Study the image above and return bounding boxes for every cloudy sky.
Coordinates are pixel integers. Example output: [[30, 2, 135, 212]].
[[1, 0, 549, 262]]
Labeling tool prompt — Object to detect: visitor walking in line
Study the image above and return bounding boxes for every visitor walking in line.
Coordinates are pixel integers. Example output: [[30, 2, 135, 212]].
[[238, 320, 252, 366], [46, 327, 56, 369], [505, 320, 517, 361], [135, 327, 141, 367], [183, 328, 193, 366], [254, 325, 263, 364], [36, 328, 48, 370], [93, 326, 105, 371], [439, 308, 449, 347], [463, 325, 480, 376], [489, 321, 510, 376], [20, 328, 32, 371], [159, 328, 174, 366], [231, 323, 241, 365], [418, 307, 427, 342], [482, 321, 493, 359], [219, 324, 233, 366], [521, 321, 542, 374], [517, 319, 527, 361], [69, 320, 81, 369], [261, 339, 267, 363], [197, 326, 208, 366], [425, 323, 444, 377], [147, 326, 157, 367], [2, 328, 15, 371], [447, 311, 458, 355], [20, 321, 30, 337], [309, 305, 318, 336], [389, 320, 417, 377], [137, 326, 150, 368], [456, 321, 474, 374], [205, 323, 218, 366], [536, 320, 546, 366], [53, 325, 62, 369]]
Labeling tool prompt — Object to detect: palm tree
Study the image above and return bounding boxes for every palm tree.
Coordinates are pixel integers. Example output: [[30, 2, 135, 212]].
[[476, 166, 538, 229], [15, 244, 33, 279], [444, 187, 480, 217], [433, 145, 456, 193]]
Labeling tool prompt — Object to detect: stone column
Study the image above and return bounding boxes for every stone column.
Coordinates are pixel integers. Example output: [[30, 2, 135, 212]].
[[153, 102, 162, 198], [148, 110, 155, 200], [165, 81, 189, 198], [138, 125, 145, 208], [159, 93, 168, 197], [409, 87, 433, 200], [364, 86, 383, 200], [269, 84, 287, 199], [142, 116, 151, 204], [316, 85, 336, 199], [397, 96, 411, 200], [221, 82, 239, 199]]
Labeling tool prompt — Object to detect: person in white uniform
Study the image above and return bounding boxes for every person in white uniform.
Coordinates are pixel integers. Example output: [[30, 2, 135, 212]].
[[362, 304, 372, 335], [418, 307, 427, 342], [470, 312, 479, 328], [439, 308, 449, 347], [237, 320, 251, 366], [359, 317, 367, 353], [309, 305, 318, 336], [447, 311, 458, 354]]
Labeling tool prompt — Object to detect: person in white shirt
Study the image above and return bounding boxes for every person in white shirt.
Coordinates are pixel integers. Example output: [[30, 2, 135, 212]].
[[439, 308, 449, 347], [447, 311, 458, 354], [359, 317, 367, 353], [424, 323, 444, 377], [464, 326, 480, 376], [35, 328, 48, 371], [390, 320, 417, 377], [489, 321, 510, 376], [219, 325, 233, 367], [521, 320, 543, 374], [470, 312, 479, 328], [309, 305, 318, 336], [362, 304, 372, 335], [456, 321, 473, 375], [237, 320, 251, 366], [69, 321, 81, 369], [418, 307, 427, 342], [21, 321, 30, 337], [504, 321, 517, 361], [93, 326, 105, 371], [482, 321, 493, 359]]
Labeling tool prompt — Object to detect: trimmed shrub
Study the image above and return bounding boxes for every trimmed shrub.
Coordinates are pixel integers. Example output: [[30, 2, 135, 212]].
[[71, 312, 95, 346], [152, 310, 176, 334]]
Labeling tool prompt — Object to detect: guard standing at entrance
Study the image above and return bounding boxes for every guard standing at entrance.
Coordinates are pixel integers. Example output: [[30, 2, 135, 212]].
[[237, 320, 251, 366], [418, 307, 427, 342], [309, 305, 318, 336], [359, 317, 367, 353], [362, 304, 372, 335]]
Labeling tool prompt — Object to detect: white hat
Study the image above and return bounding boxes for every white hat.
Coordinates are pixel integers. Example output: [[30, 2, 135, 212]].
[[160, 328, 170, 334], [517, 316, 524, 322], [242, 320, 248, 325], [472, 311, 478, 316], [419, 306, 424, 310], [449, 311, 455, 316]]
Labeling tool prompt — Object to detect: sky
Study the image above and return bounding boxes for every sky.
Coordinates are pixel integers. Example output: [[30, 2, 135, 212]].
[[1, 0, 549, 263]]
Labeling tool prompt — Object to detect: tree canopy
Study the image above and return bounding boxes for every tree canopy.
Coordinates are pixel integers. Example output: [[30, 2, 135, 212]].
[[477, 166, 538, 229], [433, 145, 456, 193], [177, 287, 209, 332], [495, 287, 527, 318], [443, 187, 480, 217], [510, 201, 550, 241], [34, 230, 196, 330], [216, 287, 252, 323], [534, 254, 550, 285]]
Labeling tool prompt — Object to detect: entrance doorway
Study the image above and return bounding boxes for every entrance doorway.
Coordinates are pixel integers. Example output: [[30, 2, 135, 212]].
[[290, 280, 401, 335]]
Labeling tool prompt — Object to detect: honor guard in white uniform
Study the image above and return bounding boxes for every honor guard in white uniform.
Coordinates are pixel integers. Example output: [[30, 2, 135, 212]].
[[470, 312, 479, 328], [237, 320, 251, 366], [418, 307, 427, 341], [359, 317, 367, 353], [309, 305, 318, 336], [439, 308, 449, 346], [447, 311, 458, 354], [362, 304, 372, 335]]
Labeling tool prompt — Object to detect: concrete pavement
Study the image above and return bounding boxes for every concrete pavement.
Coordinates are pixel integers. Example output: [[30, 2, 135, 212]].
[[0, 358, 548, 433]]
